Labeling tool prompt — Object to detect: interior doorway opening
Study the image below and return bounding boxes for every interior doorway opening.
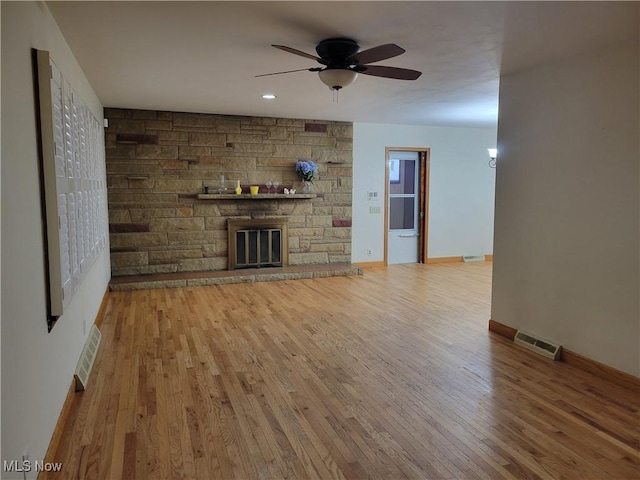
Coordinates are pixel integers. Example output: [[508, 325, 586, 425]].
[[384, 148, 430, 265]]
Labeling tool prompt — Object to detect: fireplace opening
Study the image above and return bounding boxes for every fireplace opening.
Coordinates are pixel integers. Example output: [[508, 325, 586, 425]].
[[228, 218, 289, 270]]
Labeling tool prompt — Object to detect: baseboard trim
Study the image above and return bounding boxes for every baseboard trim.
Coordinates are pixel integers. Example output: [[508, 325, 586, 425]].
[[43, 287, 110, 465], [561, 348, 640, 392], [94, 286, 111, 328], [427, 255, 493, 264], [354, 261, 386, 268], [488, 319, 639, 391], [42, 381, 76, 466], [427, 256, 462, 264], [488, 319, 517, 340]]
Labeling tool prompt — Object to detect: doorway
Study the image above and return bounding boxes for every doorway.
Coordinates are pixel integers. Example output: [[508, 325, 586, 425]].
[[384, 148, 429, 265]]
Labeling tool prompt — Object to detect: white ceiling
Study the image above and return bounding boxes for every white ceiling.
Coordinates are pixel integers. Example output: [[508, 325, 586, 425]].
[[47, 1, 638, 128]]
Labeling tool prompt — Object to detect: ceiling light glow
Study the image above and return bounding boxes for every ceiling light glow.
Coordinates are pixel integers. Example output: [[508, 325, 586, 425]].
[[262, 94, 277, 99]]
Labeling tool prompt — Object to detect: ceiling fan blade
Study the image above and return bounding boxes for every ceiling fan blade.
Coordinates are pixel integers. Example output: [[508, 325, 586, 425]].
[[272, 44, 322, 62], [255, 67, 321, 78], [347, 44, 405, 65], [359, 65, 422, 81]]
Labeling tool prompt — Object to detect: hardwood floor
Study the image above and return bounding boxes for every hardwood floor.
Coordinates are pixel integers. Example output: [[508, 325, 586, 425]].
[[44, 263, 640, 479]]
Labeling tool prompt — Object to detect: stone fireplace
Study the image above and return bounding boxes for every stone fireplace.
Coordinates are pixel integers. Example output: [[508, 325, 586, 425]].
[[104, 108, 353, 277], [228, 218, 288, 270]]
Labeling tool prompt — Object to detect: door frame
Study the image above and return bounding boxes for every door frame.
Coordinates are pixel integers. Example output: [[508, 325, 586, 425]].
[[384, 147, 430, 266]]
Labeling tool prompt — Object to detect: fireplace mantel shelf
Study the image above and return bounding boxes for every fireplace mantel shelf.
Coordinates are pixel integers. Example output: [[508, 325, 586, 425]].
[[197, 193, 317, 200]]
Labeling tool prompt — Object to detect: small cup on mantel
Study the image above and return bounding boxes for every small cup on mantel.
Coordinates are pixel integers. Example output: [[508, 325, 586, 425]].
[[249, 185, 259, 195]]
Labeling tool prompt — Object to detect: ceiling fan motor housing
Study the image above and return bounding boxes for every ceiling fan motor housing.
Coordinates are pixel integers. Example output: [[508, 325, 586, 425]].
[[315, 38, 360, 67]]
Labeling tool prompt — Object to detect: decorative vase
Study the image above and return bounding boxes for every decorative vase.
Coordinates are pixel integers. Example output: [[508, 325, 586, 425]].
[[302, 181, 312, 193], [235, 180, 242, 195]]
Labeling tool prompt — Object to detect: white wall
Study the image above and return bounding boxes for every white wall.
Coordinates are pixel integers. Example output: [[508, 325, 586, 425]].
[[492, 41, 639, 376], [352, 123, 497, 263], [1, 2, 110, 476]]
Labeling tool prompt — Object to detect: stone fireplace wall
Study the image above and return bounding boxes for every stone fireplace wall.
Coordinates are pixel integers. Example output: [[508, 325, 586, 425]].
[[105, 109, 352, 276]]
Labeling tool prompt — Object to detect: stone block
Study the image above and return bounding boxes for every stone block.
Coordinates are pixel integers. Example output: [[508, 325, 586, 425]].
[[332, 218, 352, 227], [157, 131, 189, 144], [172, 113, 221, 129], [116, 133, 158, 145], [129, 208, 176, 221], [153, 179, 202, 193], [107, 119, 146, 133], [337, 177, 352, 189], [179, 146, 212, 159], [327, 123, 353, 138], [106, 145, 137, 159], [111, 252, 149, 267], [176, 207, 193, 217], [218, 157, 257, 170], [248, 117, 277, 126], [204, 217, 228, 230], [148, 249, 203, 264], [329, 254, 352, 264], [109, 209, 131, 223], [322, 194, 352, 204], [306, 215, 333, 227], [276, 118, 305, 127], [256, 157, 296, 168], [108, 176, 129, 189], [149, 217, 205, 231], [272, 145, 312, 158], [160, 160, 189, 170], [331, 206, 352, 217], [289, 252, 329, 265], [168, 231, 218, 245], [202, 242, 227, 257], [266, 126, 289, 140], [136, 145, 179, 159], [311, 149, 352, 164], [293, 135, 336, 146], [193, 204, 221, 216], [227, 133, 265, 143], [324, 227, 351, 239], [289, 227, 325, 238], [107, 163, 163, 175], [145, 120, 172, 130], [188, 133, 227, 147], [232, 143, 274, 154], [285, 215, 306, 227], [309, 243, 345, 253], [109, 223, 150, 233], [177, 257, 226, 272], [128, 178, 155, 189], [108, 193, 178, 205], [131, 110, 157, 120], [109, 232, 168, 248], [288, 237, 300, 249], [112, 264, 178, 276], [327, 166, 352, 177], [292, 203, 313, 215]]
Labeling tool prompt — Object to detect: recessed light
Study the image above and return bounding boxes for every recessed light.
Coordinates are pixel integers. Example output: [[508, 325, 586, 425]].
[[262, 94, 277, 100]]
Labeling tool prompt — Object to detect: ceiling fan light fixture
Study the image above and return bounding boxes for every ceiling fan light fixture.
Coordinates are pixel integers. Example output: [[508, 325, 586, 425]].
[[318, 69, 358, 91]]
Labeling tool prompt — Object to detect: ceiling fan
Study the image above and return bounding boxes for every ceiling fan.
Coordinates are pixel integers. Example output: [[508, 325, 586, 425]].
[[256, 38, 422, 91]]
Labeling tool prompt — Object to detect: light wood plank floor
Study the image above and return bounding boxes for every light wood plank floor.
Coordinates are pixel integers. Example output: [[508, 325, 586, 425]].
[[45, 263, 639, 479]]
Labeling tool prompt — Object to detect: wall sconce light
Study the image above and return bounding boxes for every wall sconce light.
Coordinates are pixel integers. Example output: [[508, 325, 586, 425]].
[[487, 148, 497, 168]]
